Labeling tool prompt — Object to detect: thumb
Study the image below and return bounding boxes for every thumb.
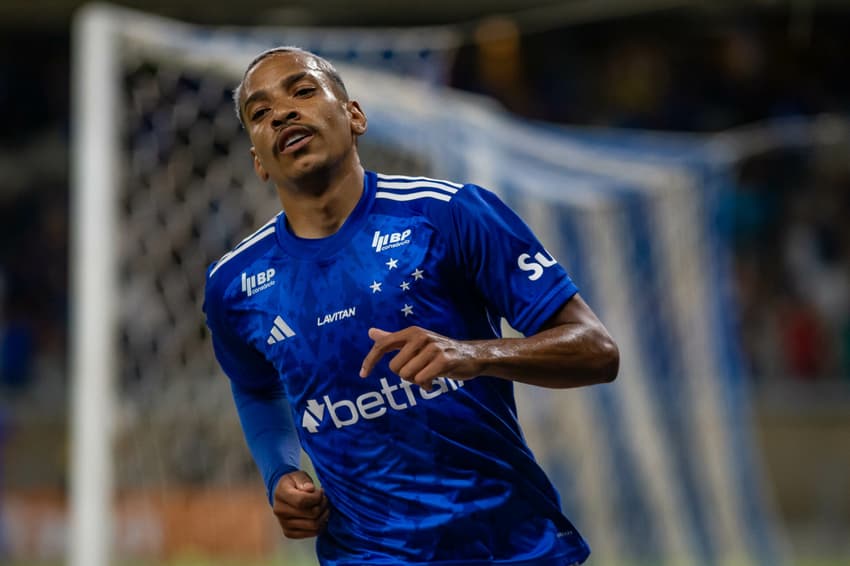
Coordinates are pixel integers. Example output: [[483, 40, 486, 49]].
[[368, 327, 390, 341], [287, 470, 316, 492]]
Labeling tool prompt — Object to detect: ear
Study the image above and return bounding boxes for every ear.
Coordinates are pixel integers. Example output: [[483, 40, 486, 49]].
[[250, 147, 270, 182], [348, 100, 368, 136]]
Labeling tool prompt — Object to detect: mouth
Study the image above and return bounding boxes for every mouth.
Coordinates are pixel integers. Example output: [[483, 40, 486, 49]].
[[277, 126, 315, 155]]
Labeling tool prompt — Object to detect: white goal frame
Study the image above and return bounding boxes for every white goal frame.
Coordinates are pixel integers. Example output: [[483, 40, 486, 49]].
[[70, 6, 121, 566]]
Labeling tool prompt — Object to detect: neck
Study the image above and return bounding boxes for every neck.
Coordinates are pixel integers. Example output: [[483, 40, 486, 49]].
[[276, 158, 365, 239]]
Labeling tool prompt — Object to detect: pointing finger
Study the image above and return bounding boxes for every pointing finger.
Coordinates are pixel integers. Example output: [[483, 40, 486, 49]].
[[360, 327, 404, 377], [368, 327, 390, 341]]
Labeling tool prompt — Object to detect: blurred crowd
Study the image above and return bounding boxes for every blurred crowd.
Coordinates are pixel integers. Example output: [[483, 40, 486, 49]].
[[2, 7, 850, 414], [733, 145, 850, 383]]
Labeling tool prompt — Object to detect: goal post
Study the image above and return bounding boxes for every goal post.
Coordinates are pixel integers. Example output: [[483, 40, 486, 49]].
[[69, 5, 121, 566]]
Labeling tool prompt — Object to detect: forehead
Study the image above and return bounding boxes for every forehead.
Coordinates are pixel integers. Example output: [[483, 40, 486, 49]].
[[242, 52, 326, 96]]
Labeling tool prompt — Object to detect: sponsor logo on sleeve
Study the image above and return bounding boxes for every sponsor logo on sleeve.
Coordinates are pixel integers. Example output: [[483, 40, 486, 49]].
[[242, 268, 276, 297], [517, 250, 557, 281]]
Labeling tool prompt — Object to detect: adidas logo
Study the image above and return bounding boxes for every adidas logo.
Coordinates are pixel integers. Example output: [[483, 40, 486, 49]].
[[267, 316, 296, 345]]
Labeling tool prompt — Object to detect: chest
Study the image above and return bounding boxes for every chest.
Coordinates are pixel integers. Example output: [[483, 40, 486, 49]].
[[235, 217, 467, 397]]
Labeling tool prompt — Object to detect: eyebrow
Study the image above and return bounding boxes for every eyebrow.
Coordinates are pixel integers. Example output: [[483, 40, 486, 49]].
[[242, 71, 311, 114]]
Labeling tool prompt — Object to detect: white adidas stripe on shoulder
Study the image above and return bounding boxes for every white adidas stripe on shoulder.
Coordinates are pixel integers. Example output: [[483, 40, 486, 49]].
[[377, 174, 463, 189], [375, 190, 453, 202], [209, 214, 279, 278], [232, 214, 278, 250], [377, 180, 460, 193], [376, 174, 464, 202]]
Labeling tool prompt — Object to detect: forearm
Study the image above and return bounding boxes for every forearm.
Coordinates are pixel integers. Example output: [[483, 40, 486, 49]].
[[231, 381, 301, 504], [469, 320, 619, 388], [361, 294, 619, 391]]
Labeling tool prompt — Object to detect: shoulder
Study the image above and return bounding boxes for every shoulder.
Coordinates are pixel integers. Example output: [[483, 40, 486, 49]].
[[374, 173, 465, 203], [371, 172, 494, 217], [204, 214, 281, 303]]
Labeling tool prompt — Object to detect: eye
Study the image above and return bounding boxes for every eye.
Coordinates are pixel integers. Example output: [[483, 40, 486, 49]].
[[295, 86, 316, 97], [250, 108, 268, 121]]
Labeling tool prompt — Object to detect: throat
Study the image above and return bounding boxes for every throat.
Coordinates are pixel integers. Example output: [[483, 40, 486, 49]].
[[287, 210, 346, 239], [279, 166, 364, 239]]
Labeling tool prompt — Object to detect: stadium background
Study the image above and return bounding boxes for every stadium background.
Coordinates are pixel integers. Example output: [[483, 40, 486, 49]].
[[1, 1, 849, 565]]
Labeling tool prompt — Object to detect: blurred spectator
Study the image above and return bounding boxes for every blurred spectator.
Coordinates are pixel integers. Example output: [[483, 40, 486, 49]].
[[732, 144, 850, 383], [0, 320, 35, 391], [780, 299, 827, 380]]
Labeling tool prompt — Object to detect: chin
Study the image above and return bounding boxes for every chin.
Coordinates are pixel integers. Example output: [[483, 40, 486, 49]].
[[283, 156, 336, 187]]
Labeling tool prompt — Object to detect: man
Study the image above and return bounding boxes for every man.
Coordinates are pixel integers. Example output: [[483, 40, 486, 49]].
[[204, 46, 619, 565]]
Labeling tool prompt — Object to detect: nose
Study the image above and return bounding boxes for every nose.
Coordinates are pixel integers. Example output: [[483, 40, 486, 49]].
[[271, 109, 299, 129]]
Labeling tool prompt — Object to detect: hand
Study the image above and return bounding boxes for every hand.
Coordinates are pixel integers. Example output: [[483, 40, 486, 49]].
[[272, 470, 330, 539], [359, 326, 483, 390]]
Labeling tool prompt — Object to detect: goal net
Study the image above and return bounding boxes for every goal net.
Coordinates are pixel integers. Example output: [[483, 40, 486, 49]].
[[70, 5, 784, 565]]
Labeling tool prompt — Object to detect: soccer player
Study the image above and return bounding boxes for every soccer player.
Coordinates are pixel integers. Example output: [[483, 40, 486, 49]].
[[204, 47, 619, 565]]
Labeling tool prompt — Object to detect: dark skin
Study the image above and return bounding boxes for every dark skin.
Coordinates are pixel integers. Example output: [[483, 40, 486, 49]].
[[240, 51, 620, 540]]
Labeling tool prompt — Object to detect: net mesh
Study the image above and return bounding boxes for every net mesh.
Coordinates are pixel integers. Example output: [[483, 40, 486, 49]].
[[117, 53, 439, 490]]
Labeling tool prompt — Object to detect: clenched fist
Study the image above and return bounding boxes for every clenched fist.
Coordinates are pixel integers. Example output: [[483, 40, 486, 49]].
[[272, 470, 330, 539]]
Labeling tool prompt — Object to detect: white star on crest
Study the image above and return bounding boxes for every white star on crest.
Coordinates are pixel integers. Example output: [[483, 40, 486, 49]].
[[399, 281, 410, 291], [386, 258, 399, 270], [401, 304, 413, 317], [370, 281, 382, 293], [411, 268, 424, 280]]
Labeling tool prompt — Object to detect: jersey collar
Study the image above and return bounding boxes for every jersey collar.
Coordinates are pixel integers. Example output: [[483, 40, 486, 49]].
[[274, 170, 377, 260]]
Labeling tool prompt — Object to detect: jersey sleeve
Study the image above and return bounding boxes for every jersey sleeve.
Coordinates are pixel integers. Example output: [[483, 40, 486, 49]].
[[231, 381, 300, 505], [446, 184, 578, 336], [203, 266, 281, 392], [204, 266, 300, 504]]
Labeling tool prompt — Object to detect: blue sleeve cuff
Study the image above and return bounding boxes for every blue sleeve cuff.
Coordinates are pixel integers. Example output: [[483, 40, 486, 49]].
[[513, 280, 579, 336], [267, 463, 300, 507]]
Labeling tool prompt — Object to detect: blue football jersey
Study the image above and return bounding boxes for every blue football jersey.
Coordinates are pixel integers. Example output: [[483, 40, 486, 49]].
[[204, 171, 589, 565]]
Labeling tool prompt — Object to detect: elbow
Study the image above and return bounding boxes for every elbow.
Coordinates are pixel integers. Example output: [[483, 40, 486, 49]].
[[597, 333, 620, 383]]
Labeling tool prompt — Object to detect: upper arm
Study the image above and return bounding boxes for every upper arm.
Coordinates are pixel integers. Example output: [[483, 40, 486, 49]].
[[204, 268, 282, 393], [541, 292, 620, 382], [540, 293, 606, 331], [444, 185, 579, 336]]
